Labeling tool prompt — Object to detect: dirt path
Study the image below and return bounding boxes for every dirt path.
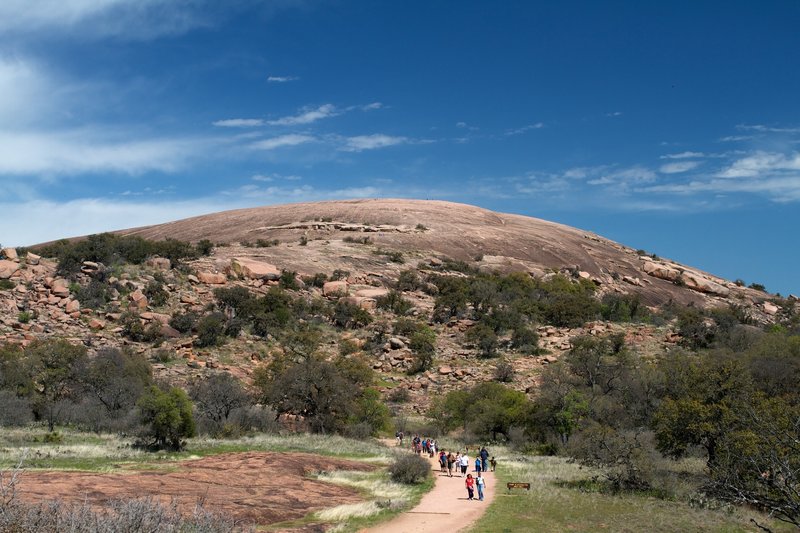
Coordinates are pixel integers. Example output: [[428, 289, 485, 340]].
[[366, 441, 495, 533]]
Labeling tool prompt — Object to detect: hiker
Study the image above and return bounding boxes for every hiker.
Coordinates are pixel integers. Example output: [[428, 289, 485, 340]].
[[474, 456, 482, 473], [490, 456, 497, 472], [439, 450, 447, 473], [476, 471, 487, 501], [460, 453, 469, 476], [447, 452, 455, 477], [480, 446, 489, 472], [465, 474, 475, 500]]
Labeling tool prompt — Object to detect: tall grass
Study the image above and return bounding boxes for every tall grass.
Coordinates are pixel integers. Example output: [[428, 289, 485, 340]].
[[469, 450, 794, 533]]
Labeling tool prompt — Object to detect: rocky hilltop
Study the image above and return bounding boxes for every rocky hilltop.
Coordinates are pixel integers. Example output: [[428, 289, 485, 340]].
[[117, 199, 771, 308]]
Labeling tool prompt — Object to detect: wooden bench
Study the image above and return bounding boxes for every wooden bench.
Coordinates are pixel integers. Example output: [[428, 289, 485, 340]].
[[506, 482, 531, 491]]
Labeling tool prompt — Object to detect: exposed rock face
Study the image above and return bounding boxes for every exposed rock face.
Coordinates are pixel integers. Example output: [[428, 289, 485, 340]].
[[196, 271, 227, 284], [145, 257, 171, 270], [129, 290, 148, 311], [354, 288, 390, 299], [681, 272, 730, 297], [230, 258, 281, 281], [323, 281, 349, 297], [643, 261, 681, 282], [0, 260, 19, 279], [1, 248, 18, 261]]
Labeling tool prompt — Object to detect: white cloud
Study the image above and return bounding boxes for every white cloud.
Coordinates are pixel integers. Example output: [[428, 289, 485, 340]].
[[267, 104, 338, 126], [250, 134, 315, 150], [213, 118, 265, 127], [340, 134, 408, 152], [605, 111, 623, 117], [660, 151, 705, 159], [0, 0, 217, 40], [505, 122, 545, 136], [267, 76, 298, 83], [719, 135, 755, 142], [361, 102, 383, 111], [251, 173, 302, 182], [660, 161, 701, 174], [0, 129, 207, 175], [737, 124, 800, 134], [716, 151, 800, 178]]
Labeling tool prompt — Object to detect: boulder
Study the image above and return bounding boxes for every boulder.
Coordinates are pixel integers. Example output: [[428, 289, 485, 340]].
[[88, 319, 105, 330], [50, 279, 70, 297], [197, 271, 227, 284], [129, 289, 148, 311], [642, 261, 681, 282], [230, 257, 281, 280], [622, 276, 642, 286], [389, 337, 406, 350], [680, 272, 731, 297], [763, 302, 779, 315], [1, 248, 18, 261], [354, 288, 390, 299], [0, 260, 19, 279], [438, 365, 452, 375], [26, 253, 41, 265], [65, 299, 80, 313], [323, 280, 349, 297], [140, 312, 172, 324], [145, 257, 171, 270]]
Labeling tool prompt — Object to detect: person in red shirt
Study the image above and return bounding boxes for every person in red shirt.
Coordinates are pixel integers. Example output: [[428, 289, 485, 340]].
[[465, 473, 475, 500]]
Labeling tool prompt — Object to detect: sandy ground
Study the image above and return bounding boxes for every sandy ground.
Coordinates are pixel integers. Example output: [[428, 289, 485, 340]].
[[366, 441, 495, 533], [15, 451, 374, 526]]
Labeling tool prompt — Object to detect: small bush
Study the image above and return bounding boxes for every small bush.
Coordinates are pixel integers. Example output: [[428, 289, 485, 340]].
[[303, 272, 328, 288], [494, 359, 515, 382], [195, 313, 227, 347], [749, 282, 766, 292], [343, 235, 372, 244], [169, 311, 198, 334], [299, 236, 308, 246], [389, 453, 432, 484], [279, 270, 299, 290], [17, 311, 32, 324], [0, 279, 15, 290], [256, 238, 280, 247], [388, 387, 411, 403], [331, 269, 350, 281]]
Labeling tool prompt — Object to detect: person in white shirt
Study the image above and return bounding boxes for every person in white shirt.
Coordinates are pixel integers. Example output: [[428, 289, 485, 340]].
[[459, 453, 469, 476]]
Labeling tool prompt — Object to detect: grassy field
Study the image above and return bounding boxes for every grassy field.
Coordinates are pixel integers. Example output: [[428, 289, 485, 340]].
[[0, 426, 429, 532], [469, 451, 793, 533]]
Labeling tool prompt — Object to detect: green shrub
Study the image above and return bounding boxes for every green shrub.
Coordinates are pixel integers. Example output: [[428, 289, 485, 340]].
[[494, 359, 515, 382], [17, 311, 32, 324], [195, 313, 227, 347], [137, 385, 195, 450], [389, 453, 432, 484], [279, 270, 299, 290], [195, 239, 214, 256], [376, 289, 413, 315], [333, 300, 373, 329], [169, 311, 198, 334], [0, 279, 15, 290]]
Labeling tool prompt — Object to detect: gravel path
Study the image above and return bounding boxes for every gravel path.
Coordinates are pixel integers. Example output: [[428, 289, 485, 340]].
[[366, 441, 496, 533]]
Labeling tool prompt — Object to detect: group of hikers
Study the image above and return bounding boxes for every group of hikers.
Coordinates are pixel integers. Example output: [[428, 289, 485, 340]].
[[399, 433, 495, 501]]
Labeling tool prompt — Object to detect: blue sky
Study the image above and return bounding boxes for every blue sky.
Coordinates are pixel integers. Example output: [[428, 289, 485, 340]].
[[1, 1, 799, 295]]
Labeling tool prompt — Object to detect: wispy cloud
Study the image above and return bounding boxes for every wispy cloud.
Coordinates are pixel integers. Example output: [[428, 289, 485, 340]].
[[660, 161, 701, 174], [267, 104, 338, 126], [716, 151, 800, 178], [737, 123, 800, 134], [267, 75, 298, 83], [0, 129, 208, 175], [660, 151, 705, 159], [605, 111, 623, 117], [505, 122, 545, 136], [340, 134, 408, 152], [213, 118, 265, 128], [250, 134, 315, 150], [719, 135, 755, 142], [251, 173, 302, 182]]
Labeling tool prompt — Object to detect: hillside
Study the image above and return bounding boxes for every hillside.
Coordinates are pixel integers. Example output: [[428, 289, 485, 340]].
[[1, 199, 789, 413]]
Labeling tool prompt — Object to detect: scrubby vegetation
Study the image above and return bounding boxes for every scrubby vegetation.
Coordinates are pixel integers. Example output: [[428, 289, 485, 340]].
[[3, 233, 799, 531]]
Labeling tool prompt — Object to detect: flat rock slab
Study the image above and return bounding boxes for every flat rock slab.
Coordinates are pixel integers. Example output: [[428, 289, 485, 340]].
[[16, 451, 375, 526]]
